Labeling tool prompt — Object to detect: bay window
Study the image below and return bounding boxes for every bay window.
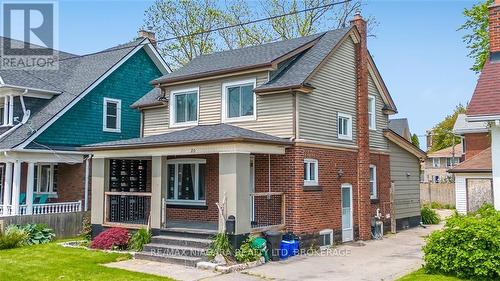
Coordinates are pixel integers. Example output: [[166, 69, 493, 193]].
[[170, 88, 199, 127], [222, 79, 256, 122], [166, 159, 206, 204]]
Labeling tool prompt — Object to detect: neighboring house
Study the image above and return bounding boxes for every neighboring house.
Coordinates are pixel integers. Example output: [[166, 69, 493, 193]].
[[462, 0, 500, 212], [0, 31, 168, 218], [84, 13, 424, 265], [388, 118, 411, 141], [422, 144, 463, 183], [449, 114, 492, 214]]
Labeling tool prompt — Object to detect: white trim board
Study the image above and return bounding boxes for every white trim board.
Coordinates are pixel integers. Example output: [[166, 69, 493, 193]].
[[16, 39, 169, 149]]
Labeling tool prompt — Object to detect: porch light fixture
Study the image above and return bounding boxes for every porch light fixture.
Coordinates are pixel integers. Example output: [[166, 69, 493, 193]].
[[337, 169, 344, 179]]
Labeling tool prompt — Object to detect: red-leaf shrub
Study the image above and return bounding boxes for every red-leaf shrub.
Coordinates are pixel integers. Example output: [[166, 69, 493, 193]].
[[90, 228, 129, 250]]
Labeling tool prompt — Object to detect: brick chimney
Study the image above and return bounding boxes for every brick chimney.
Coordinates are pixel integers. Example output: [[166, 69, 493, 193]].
[[350, 11, 372, 241], [138, 29, 157, 47], [490, 0, 500, 60]]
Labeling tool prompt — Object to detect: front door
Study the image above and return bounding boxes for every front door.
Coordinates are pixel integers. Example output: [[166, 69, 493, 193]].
[[249, 157, 255, 222], [341, 183, 353, 242]]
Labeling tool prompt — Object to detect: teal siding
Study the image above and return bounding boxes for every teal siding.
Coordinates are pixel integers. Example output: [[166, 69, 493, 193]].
[[35, 49, 162, 146]]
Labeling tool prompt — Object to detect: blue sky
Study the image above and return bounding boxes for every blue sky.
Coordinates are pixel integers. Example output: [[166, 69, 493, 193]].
[[55, 0, 478, 148]]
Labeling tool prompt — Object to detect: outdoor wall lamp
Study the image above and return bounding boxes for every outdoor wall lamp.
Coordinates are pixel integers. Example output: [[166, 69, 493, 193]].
[[337, 169, 344, 179]]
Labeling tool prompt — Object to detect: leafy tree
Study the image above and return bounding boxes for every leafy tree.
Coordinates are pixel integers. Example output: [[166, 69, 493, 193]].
[[459, 0, 494, 72], [411, 133, 420, 147], [429, 104, 466, 152], [143, 0, 373, 68]]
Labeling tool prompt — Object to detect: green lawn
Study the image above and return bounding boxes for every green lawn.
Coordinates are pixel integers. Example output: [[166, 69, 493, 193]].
[[398, 269, 465, 281], [0, 242, 175, 281]]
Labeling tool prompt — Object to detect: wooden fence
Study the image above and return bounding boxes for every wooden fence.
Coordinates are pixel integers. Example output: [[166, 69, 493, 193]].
[[0, 211, 89, 238], [420, 183, 455, 206]]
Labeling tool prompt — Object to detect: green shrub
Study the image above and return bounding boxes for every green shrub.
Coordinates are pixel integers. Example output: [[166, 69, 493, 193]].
[[427, 202, 455, 210], [207, 233, 234, 263], [19, 224, 55, 245], [128, 228, 151, 251], [80, 216, 92, 241], [421, 206, 440, 224], [423, 205, 500, 280], [0, 225, 28, 249], [235, 236, 261, 263]]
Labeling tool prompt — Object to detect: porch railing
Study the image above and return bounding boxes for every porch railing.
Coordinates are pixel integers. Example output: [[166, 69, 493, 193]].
[[250, 192, 285, 232], [0, 201, 82, 217], [104, 192, 151, 227]]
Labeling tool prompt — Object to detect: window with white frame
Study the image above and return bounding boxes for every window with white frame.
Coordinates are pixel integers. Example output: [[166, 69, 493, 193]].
[[170, 88, 199, 127], [446, 157, 459, 167], [368, 95, 376, 130], [222, 79, 256, 122], [1, 95, 14, 126], [33, 164, 58, 194], [338, 113, 352, 140], [166, 159, 206, 204], [369, 165, 377, 199], [432, 158, 440, 168], [319, 229, 333, 248], [303, 159, 319, 186], [103, 98, 121, 132]]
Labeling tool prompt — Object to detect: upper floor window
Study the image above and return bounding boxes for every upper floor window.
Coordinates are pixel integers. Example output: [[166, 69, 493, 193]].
[[369, 165, 377, 199], [446, 157, 459, 167], [338, 113, 352, 140], [304, 159, 319, 186], [222, 79, 256, 122], [1, 95, 14, 126], [103, 98, 121, 133], [368, 95, 376, 130], [432, 158, 440, 168], [170, 88, 199, 127]]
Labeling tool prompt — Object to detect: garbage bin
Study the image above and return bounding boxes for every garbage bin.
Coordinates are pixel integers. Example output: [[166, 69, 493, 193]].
[[265, 230, 283, 261], [251, 237, 269, 262]]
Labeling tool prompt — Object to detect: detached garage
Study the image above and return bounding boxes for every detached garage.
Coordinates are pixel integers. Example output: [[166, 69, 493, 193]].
[[384, 129, 426, 230]]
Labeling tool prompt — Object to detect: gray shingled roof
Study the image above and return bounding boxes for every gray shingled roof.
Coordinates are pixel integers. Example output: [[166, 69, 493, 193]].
[[453, 113, 489, 135], [255, 28, 350, 92], [83, 124, 291, 149], [0, 38, 148, 149], [388, 118, 410, 140], [131, 87, 164, 108], [152, 33, 324, 84]]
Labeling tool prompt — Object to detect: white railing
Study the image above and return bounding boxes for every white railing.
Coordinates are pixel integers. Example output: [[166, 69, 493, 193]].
[[0, 201, 82, 217]]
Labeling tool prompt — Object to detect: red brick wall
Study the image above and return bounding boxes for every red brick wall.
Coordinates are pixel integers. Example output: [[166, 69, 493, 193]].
[[490, 2, 500, 54], [370, 153, 392, 229], [57, 163, 86, 203], [165, 154, 219, 222], [464, 133, 490, 160]]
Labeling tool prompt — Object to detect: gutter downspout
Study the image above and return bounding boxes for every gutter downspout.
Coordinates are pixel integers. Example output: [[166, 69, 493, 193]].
[[0, 89, 31, 140]]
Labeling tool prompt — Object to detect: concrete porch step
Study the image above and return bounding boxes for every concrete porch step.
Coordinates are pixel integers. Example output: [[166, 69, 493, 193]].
[[142, 243, 208, 258], [134, 252, 203, 267], [160, 228, 216, 240], [151, 235, 212, 248]]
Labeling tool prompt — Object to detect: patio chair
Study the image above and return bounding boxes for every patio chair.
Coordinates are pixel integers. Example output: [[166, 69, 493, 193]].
[[19, 193, 26, 204], [35, 194, 49, 204]]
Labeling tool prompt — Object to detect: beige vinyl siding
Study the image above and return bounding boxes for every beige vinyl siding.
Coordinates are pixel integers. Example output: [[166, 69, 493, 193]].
[[368, 74, 389, 150], [141, 72, 294, 138], [298, 36, 357, 146], [143, 106, 169, 137], [388, 141, 421, 219]]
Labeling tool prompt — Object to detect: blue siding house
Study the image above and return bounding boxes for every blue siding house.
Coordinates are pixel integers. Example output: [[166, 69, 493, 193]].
[[0, 31, 168, 217]]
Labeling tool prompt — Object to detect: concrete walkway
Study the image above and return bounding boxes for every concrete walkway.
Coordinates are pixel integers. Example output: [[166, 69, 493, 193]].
[[106, 210, 451, 281]]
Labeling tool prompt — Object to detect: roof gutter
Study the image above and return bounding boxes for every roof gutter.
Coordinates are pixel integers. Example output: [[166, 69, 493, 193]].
[[466, 115, 500, 122], [0, 89, 31, 140], [0, 84, 62, 94]]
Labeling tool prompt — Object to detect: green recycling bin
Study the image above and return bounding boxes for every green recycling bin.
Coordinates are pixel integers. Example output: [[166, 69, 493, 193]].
[[251, 237, 269, 262]]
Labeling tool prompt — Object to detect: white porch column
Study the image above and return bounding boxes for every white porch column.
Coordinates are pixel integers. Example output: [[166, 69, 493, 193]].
[[11, 161, 21, 215], [26, 162, 35, 215], [219, 153, 251, 235], [492, 124, 500, 210], [2, 162, 13, 215], [151, 156, 165, 230], [91, 158, 106, 225]]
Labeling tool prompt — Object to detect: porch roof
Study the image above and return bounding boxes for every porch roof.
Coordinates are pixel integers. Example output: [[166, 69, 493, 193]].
[[81, 124, 291, 151]]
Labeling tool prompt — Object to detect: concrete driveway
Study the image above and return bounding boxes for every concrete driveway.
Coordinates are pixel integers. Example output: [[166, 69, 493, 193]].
[[237, 224, 442, 281]]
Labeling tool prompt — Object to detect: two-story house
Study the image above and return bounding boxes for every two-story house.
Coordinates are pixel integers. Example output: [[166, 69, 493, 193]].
[[84, 13, 424, 266], [423, 144, 464, 183], [0, 31, 168, 220]]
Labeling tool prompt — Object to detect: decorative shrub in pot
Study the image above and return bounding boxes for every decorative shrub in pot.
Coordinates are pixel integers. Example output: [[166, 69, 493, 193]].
[[90, 228, 129, 250]]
